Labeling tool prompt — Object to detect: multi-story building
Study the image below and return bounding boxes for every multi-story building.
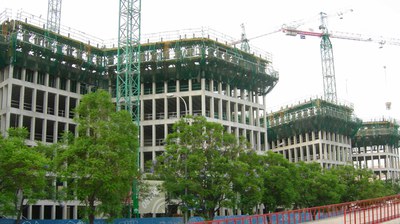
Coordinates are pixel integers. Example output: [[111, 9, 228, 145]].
[[0, 11, 278, 219], [267, 98, 362, 168], [352, 119, 400, 181]]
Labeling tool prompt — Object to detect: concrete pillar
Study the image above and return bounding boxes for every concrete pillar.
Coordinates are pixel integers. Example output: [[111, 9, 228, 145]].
[[152, 125, 156, 147], [27, 205, 32, 219], [201, 87, 206, 117], [65, 96, 70, 119], [40, 205, 44, 219], [164, 96, 168, 119], [313, 144, 317, 161], [73, 206, 78, 219], [218, 98, 222, 120], [152, 99, 156, 120]]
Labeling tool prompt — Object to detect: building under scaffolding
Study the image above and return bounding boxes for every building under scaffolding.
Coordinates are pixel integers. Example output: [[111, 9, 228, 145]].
[[0, 10, 278, 219], [352, 119, 400, 181], [267, 98, 362, 169]]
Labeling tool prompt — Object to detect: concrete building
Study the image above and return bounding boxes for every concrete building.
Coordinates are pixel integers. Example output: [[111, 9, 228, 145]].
[[267, 98, 362, 168], [267, 98, 400, 180], [352, 119, 400, 181], [0, 11, 278, 219]]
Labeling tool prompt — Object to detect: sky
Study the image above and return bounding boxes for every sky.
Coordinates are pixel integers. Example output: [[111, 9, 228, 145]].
[[1, 0, 400, 121]]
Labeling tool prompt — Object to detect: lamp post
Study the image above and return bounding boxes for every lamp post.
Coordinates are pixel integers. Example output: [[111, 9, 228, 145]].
[[166, 93, 188, 117], [166, 93, 188, 223]]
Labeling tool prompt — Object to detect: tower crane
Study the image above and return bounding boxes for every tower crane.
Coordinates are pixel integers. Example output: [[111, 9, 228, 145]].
[[281, 17, 400, 103], [46, 0, 62, 33], [117, 0, 142, 218]]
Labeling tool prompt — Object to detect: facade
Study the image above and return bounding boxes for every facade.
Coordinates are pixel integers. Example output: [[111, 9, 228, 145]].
[[0, 12, 278, 219], [352, 119, 400, 180], [267, 98, 362, 168]]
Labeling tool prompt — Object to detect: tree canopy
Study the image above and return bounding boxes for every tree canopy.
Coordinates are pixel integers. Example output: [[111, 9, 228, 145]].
[[154, 116, 256, 220], [0, 128, 49, 223], [55, 90, 139, 224]]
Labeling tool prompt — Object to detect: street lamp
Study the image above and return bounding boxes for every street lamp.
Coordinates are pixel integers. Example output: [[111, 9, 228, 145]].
[[166, 93, 188, 117], [166, 93, 188, 223]]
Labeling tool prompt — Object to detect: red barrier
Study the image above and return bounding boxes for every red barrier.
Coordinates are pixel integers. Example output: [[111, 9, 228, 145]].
[[344, 198, 400, 224], [191, 195, 400, 224]]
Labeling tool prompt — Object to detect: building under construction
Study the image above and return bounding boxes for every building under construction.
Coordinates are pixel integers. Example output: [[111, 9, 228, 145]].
[[352, 119, 400, 180], [267, 98, 400, 179], [0, 10, 278, 219], [267, 98, 362, 168]]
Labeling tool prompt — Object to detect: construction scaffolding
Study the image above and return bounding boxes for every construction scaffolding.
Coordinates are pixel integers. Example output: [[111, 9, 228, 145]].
[[352, 119, 400, 180], [267, 98, 362, 142], [0, 11, 278, 97]]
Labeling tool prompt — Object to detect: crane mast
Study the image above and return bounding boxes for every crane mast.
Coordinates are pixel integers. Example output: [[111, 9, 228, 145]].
[[319, 12, 337, 103], [240, 23, 250, 53], [117, 0, 141, 218], [46, 0, 62, 33]]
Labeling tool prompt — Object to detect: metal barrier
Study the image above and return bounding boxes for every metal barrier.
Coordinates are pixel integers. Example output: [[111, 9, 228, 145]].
[[190, 195, 400, 224], [344, 199, 400, 224]]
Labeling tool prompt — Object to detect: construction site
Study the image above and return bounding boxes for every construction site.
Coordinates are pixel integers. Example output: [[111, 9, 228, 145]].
[[1, 0, 400, 220]]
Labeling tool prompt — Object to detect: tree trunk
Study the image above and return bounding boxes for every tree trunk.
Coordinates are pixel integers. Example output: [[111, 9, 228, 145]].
[[89, 199, 95, 224], [15, 189, 24, 224]]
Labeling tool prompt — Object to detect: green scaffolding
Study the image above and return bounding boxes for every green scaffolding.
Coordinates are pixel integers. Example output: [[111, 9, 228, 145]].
[[1, 19, 278, 97], [0, 20, 110, 90], [267, 98, 362, 142], [353, 120, 400, 148]]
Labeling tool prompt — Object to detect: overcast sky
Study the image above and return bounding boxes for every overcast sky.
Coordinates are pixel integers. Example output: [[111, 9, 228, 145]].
[[1, 0, 400, 121]]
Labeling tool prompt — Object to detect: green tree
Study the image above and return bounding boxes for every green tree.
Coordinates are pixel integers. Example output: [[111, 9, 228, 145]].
[[261, 151, 298, 212], [331, 165, 394, 201], [56, 90, 139, 224], [295, 162, 345, 210], [232, 150, 264, 215], [154, 116, 252, 220], [0, 128, 49, 224]]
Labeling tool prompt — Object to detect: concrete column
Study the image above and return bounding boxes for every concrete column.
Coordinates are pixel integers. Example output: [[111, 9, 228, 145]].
[[33, 70, 38, 84], [176, 80, 180, 93], [43, 91, 49, 115], [201, 93, 206, 117], [210, 96, 214, 119], [312, 144, 317, 161], [189, 95, 193, 115], [164, 97, 168, 119], [40, 205, 44, 219], [152, 99, 156, 120], [73, 206, 78, 219], [188, 79, 192, 91], [249, 107, 253, 125], [152, 125, 156, 147], [250, 130, 254, 149], [241, 104, 245, 124], [152, 82, 156, 95], [20, 85, 25, 111], [201, 78, 206, 91], [55, 93, 60, 117], [65, 96, 70, 119], [52, 121, 57, 143], [140, 99, 144, 121], [62, 204, 67, 219], [218, 98, 222, 120], [256, 108, 260, 126], [27, 205, 32, 219], [226, 100, 231, 122], [234, 102, 238, 123], [176, 97, 181, 118]]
